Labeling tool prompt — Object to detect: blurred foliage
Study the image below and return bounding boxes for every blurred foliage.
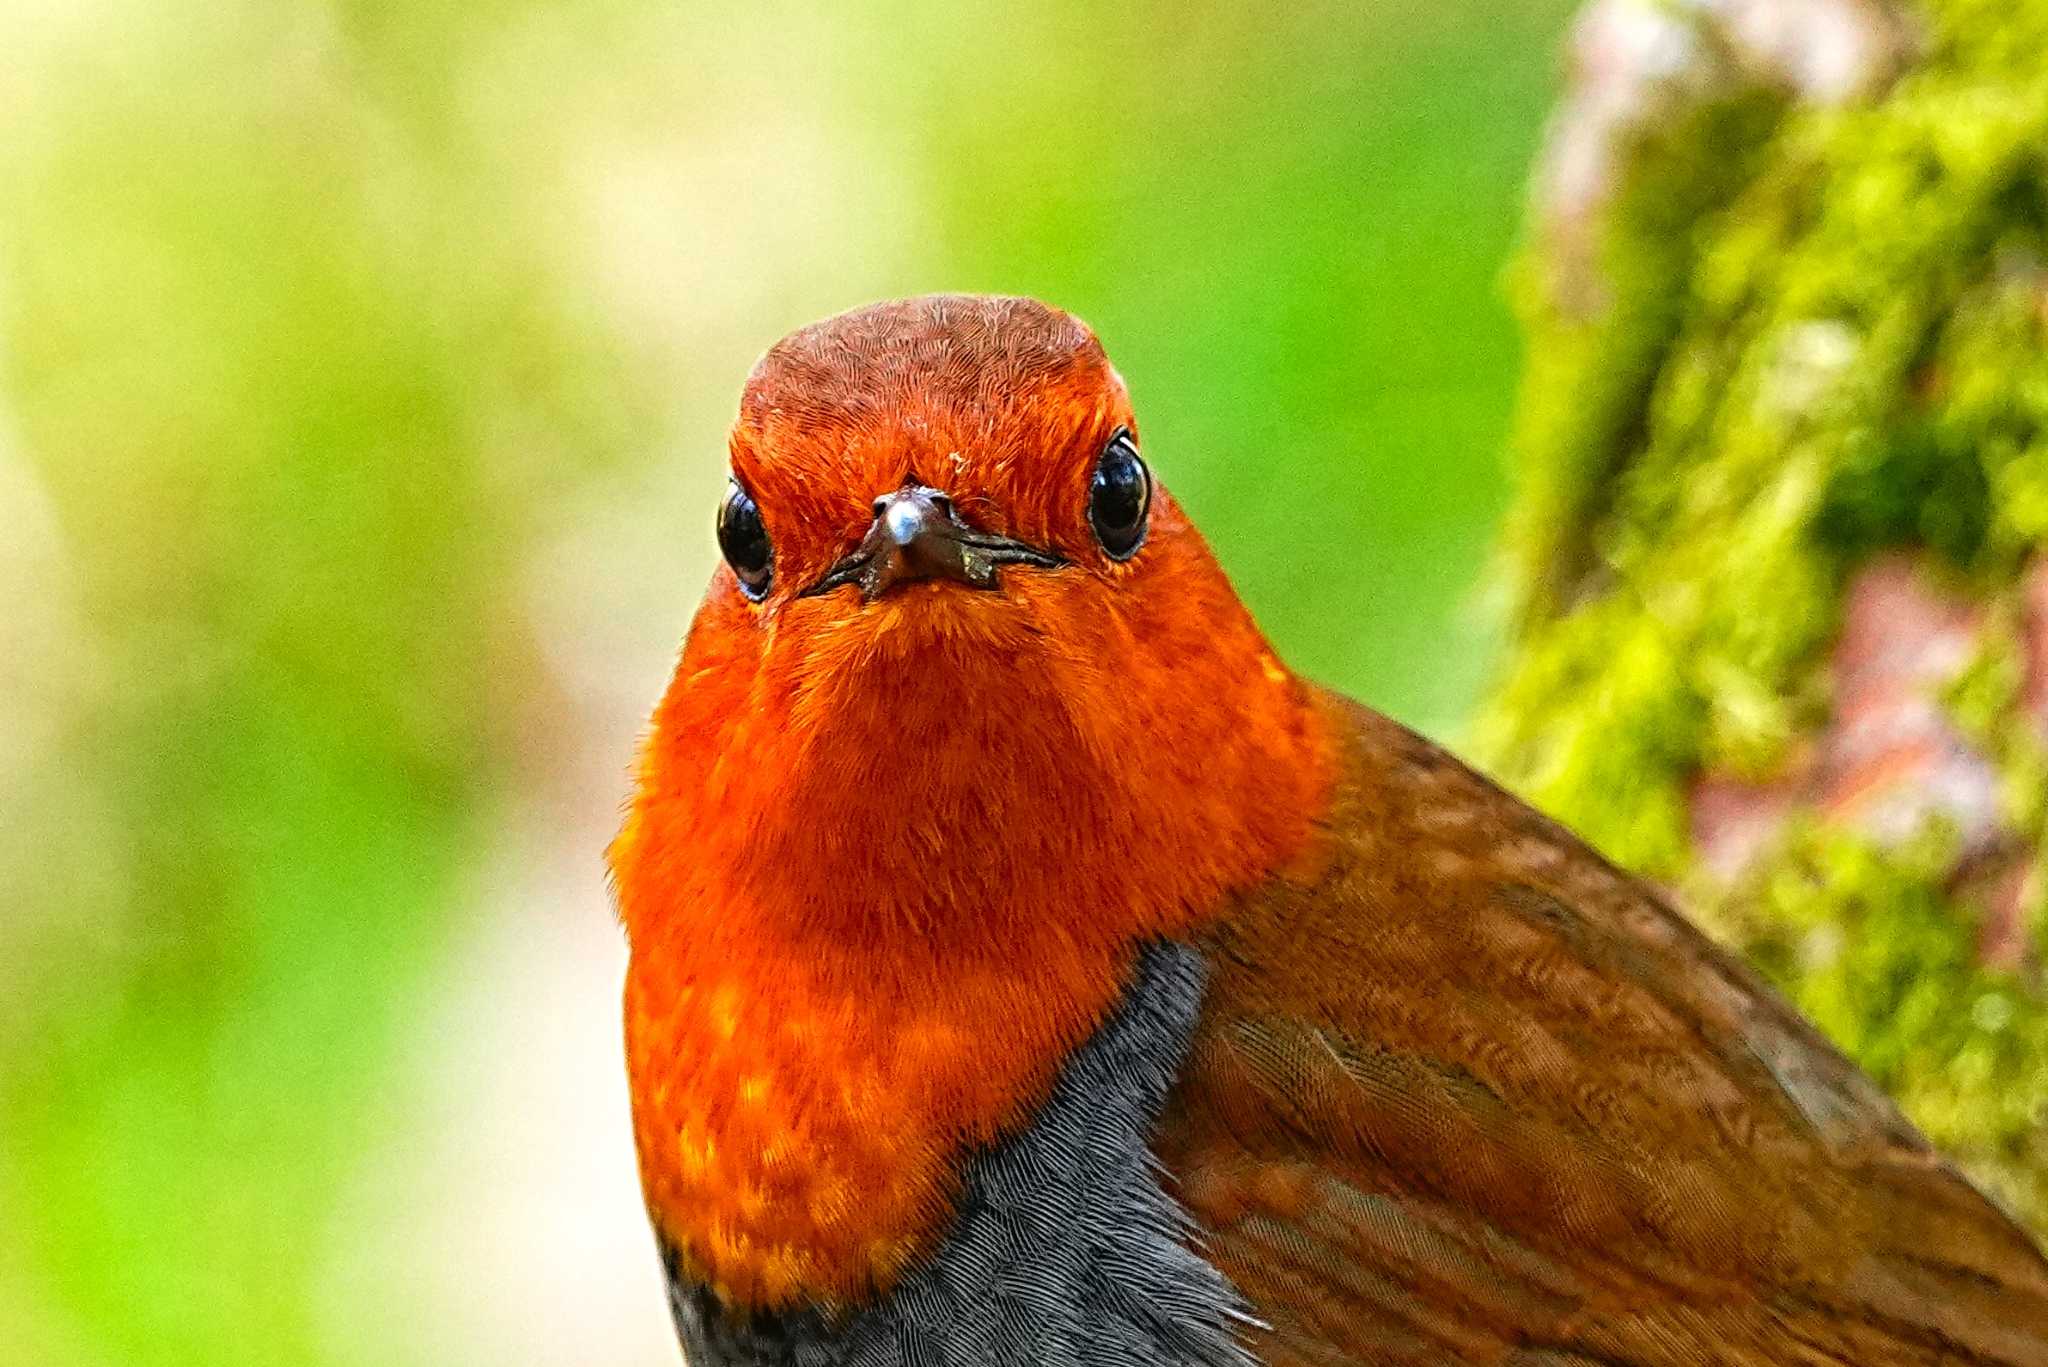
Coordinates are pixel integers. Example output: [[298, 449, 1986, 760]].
[[0, 6, 633, 1363], [1481, 0, 2048, 1225], [0, 2, 1568, 1363]]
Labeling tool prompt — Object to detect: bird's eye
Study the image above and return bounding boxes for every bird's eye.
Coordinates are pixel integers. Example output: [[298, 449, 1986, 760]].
[[717, 478, 773, 600], [1088, 428, 1151, 561]]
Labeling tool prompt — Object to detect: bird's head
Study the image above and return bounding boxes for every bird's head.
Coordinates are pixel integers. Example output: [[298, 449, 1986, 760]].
[[719, 293, 1143, 619], [614, 294, 1333, 965]]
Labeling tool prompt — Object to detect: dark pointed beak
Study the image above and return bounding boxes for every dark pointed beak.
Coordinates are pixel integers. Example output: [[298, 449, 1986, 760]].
[[800, 485, 1064, 602]]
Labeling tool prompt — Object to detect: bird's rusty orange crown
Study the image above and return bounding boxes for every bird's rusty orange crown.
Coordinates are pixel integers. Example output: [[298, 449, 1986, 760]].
[[609, 295, 1336, 1312]]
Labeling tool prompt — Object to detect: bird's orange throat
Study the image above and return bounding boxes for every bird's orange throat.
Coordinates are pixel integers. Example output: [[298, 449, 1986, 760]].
[[612, 528, 1335, 1313]]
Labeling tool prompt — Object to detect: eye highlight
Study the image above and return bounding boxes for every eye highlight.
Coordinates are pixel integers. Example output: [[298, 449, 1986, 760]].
[[1088, 428, 1151, 561], [717, 478, 773, 600]]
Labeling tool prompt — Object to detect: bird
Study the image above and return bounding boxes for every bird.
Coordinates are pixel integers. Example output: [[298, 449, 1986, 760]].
[[608, 294, 2048, 1366]]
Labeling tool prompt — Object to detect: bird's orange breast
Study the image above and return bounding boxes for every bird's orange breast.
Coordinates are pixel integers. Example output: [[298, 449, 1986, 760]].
[[613, 551, 1336, 1313], [623, 909, 1148, 1309]]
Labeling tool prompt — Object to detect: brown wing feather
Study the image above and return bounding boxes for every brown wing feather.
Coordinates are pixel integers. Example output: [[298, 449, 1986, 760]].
[[1160, 692, 2048, 1366]]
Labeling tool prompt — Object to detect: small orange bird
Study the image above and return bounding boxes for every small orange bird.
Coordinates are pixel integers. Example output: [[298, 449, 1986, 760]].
[[610, 296, 2048, 1366]]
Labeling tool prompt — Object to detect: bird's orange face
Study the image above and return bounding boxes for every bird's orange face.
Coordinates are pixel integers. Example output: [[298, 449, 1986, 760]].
[[722, 296, 1140, 613], [612, 295, 1335, 1311], [710, 295, 1172, 728]]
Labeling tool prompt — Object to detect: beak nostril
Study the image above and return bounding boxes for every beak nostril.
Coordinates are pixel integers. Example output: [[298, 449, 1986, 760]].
[[883, 498, 927, 548], [872, 495, 889, 517], [930, 492, 954, 520]]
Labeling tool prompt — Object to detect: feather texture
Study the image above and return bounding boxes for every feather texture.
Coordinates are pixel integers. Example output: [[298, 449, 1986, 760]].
[[1163, 692, 2048, 1365]]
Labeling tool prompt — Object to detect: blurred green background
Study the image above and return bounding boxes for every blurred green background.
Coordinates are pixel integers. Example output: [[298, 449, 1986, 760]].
[[0, 2, 1571, 1363]]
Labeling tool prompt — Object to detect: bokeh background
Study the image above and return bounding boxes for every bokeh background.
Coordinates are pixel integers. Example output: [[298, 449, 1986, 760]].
[[0, 2, 1577, 1363]]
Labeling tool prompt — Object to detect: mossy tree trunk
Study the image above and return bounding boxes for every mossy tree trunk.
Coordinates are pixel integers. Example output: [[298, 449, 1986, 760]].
[[1481, 0, 2048, 1227]]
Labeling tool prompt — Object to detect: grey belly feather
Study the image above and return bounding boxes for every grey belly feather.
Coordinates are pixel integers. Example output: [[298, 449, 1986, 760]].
[[663, 940, 1255, 1367]]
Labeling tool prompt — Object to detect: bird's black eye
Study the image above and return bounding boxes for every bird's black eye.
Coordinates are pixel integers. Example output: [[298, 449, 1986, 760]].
[[1088, 428, 1151, 561], [717, 478, 773, 600]]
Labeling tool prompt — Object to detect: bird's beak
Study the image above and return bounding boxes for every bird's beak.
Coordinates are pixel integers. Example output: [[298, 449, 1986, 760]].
[[800, 485, 1064, 602]]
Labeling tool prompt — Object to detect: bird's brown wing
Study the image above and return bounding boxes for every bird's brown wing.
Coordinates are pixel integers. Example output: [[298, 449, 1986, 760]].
[[1159, 693, 2048, 1366]]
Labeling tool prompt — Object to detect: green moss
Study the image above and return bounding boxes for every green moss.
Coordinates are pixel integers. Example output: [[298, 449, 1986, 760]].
[[1483, 0, 2048, 1227], [1711, 822, 2048, 1224], [1505, 91, 1787, 629]]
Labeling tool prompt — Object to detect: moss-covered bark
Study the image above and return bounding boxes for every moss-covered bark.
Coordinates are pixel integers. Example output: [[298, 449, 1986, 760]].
[[1483, 0, 2048, 1226]]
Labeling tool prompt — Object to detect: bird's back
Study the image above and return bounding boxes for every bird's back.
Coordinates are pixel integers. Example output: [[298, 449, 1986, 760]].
[[1159, 689, 2048, 1365]]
